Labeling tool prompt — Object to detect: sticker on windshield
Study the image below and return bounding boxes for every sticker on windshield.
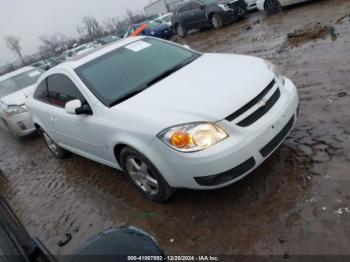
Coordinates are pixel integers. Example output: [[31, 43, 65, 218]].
[[125, 41, 152, 52], [28, 71, 41, 77]]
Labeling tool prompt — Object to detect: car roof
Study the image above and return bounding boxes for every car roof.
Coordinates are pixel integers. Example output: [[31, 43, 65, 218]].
[[52, 36, 146, 70], [177, 0, 203, 10], [0, 66, 36, 82]]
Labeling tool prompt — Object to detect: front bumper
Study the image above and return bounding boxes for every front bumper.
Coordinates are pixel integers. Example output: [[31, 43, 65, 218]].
[[145, 77, 299, 189], [221, 0, 248, 21], [1, 111, 36, 137]]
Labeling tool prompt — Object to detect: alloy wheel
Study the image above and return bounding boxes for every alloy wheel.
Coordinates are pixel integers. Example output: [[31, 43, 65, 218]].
[[125, 156, 159, 195], [212, 15, 223, 29], [177, 25, 185, 37]]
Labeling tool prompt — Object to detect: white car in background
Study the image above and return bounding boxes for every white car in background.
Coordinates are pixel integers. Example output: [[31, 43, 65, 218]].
[[245, 0, 258, 11], [0, 66, 44, 137], [257, 0, 310, 14], [153, 13, 173, 26], [26, 36, 299, 202], [65, 43, 95, 59]]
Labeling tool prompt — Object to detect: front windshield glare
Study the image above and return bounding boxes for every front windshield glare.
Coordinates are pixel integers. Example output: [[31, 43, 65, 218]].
[[76, 38, 200, 107], [0, 69, 43, 97]]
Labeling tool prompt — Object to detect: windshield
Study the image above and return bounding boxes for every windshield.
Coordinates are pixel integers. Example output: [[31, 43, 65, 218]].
[[202, 0, 217, 4], [0, 69, 44, 98], [162, 15, 171, 22], [76, 38, 200, 107]]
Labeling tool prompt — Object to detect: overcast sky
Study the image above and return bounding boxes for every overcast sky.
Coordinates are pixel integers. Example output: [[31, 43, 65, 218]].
[[0, 0, 150, 66]]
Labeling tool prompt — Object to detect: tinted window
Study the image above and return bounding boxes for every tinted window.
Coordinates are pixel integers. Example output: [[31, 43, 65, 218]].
[[190, 2, 202, 10], [34, 79, 49, 102], [47, 74, 84, 107], [76, 38, 200, 107], [178, 4, 191, 13], [202, 0, 217, 4]]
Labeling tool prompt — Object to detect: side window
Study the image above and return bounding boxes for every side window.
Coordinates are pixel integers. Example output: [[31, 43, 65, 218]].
[[47, 74, 84, 108], [34, 79, 49, 103], [178, 4, 190, 13], [191, 2, 202, 10]]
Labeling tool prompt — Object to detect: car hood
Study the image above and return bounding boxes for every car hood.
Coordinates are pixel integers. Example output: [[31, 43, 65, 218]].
[[114, 53, 274, 128], [0, 84, 36, 106]]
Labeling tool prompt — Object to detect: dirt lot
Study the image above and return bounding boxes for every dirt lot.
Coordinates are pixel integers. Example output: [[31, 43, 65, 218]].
[[1, 0, 350, 257]]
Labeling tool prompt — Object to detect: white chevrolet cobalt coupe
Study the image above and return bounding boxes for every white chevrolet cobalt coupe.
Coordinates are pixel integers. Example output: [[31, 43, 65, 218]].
[[26, 37, 299, 202]]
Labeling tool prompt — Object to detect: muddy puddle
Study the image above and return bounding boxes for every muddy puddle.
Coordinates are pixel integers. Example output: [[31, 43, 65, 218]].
[[1, 0, 350, 257], [284, 23, 337, 48]]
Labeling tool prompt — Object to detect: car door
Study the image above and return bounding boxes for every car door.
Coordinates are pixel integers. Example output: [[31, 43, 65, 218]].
[[44, 73, 115, 165], [177, 3, 196, 29], [189, 1, 208, 28]]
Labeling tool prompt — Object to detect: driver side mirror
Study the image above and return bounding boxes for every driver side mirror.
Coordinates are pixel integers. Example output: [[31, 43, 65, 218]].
[[200, 4, 205, 9], [65, 99, 93, 115], [65, 99, 81, 114]]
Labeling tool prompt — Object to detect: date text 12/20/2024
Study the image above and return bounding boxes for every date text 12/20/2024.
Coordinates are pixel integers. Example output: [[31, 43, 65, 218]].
[[127, 256, 220, 261]]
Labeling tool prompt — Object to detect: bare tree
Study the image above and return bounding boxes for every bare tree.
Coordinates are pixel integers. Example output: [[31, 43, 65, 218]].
[[81, 16, 104, 41], [39, 32, 71, 54], [103, 17, 120, 34], [4, 35, 25, 64], [126, 8, 136, 23], [76, 25, 86, 39]]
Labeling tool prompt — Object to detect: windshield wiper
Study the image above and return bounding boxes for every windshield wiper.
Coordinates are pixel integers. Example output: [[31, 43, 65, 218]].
[[109, 57, 198, 107], [109, 87, 149, 107], [144, 59, 195, 88]]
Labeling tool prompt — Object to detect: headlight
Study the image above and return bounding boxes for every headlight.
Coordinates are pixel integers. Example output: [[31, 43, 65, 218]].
[[158, 123, 228, 152], [4, 105, 26, 117], [264, 60, 285, 85], [218, 3, 231, 11], [150, 31, 155, 35]]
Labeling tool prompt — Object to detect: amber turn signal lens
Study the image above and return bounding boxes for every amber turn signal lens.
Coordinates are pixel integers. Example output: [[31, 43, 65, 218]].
[[170, 131, 191, 148]]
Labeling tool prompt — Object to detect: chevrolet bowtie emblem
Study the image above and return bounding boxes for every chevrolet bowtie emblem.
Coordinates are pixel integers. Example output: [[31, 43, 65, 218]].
[[258, 99, 267, 107]]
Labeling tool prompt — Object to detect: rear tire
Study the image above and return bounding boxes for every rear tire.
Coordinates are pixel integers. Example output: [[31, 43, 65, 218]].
[[211, 14, 224, 29], [264, 0, 282, 14], [41, 129, 69, 159], [120, 146, 175, 203], [176, 24, 187, 38]]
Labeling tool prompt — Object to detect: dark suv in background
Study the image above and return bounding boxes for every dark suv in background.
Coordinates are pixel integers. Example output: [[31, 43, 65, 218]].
[[171, 0, 247, 37]]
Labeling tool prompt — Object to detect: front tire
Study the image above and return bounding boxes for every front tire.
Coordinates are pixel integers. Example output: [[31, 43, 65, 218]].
[[120, 147, 174, 203], [211, 14, 224, 29], [264, 0, 282, 14], [41, 129, 69, 159], [176, 24, 187, 38]]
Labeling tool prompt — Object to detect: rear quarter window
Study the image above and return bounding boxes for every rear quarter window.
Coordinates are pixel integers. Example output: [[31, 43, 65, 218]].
[[33, 79, 49, 103]]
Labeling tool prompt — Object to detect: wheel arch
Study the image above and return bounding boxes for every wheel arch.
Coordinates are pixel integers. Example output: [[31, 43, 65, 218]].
[[113, 143, 128, 168], [112, 137, 153, 170]]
